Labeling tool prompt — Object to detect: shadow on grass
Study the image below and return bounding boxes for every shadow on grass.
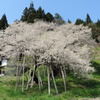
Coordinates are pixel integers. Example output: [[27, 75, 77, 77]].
[[91, 61, 100, 75], [3, 76, 100, 99], [1, 61, 100, 99], [62, 61, 100, 98]]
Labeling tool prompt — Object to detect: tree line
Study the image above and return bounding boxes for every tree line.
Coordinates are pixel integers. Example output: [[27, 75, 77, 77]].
[[0, 14, 8, 30], [20, 2, 54, 23], [20, 2, 65, 25], [0, 2, 100, 42], [75, 14, 100, 43]]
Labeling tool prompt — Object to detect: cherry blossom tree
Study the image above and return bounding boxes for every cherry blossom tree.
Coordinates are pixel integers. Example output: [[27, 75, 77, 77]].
[[0, 21, 96, 94]]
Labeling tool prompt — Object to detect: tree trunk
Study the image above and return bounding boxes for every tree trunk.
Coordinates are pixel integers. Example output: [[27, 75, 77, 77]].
[[47, 67, 50, 95]]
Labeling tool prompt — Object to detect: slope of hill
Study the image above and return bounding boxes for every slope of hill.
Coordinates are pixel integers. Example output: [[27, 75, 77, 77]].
[[0, 20, 99, 100]]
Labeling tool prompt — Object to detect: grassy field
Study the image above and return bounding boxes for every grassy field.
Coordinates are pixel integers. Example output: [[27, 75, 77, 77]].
[[0, 47, 100, 100]]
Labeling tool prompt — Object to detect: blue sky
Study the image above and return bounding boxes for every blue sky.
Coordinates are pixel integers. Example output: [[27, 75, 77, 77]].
[[0, 0, 100, 24]]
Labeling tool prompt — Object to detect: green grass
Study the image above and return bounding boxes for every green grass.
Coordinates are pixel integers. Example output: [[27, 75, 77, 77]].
[[0, 47, 100, 100], [0, 71, 100, 100]]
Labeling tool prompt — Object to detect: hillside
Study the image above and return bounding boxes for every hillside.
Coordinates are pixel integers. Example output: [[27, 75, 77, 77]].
[[0, 21, 99, 100]]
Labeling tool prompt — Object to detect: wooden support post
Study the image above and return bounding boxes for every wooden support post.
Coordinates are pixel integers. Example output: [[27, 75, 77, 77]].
[[43, 65, 46, 77], [30, 64, 35, 88], [38, 70, 41, 90], [50, 66, 58, 94], [26, 68, 32, 90], [47, 67, 50, 95], [22, 56, 25, 93], [63, 65, 67, 79], [15, 53, 20, 91], [61, 66, 66, 92], [38, 68, 43, 91], [39, 73, 43, 87]]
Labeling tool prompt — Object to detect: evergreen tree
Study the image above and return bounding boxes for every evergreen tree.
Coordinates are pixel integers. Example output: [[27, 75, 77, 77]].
[[21, 7, 29, 22], [54, 13, 65, 25], [54, 13, 62, 20], [96, 19, 100, 27], [20, 2, 55, 23], [45, 12, 54, 22], [0, 14, 8, 30], [85, 14, 92, 25], [75, 19, 84, 25], [68, 19, 71, 23], [27, 2, 36, 23], [36, 7, 45, 20], [89, 23, 100, 43]]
